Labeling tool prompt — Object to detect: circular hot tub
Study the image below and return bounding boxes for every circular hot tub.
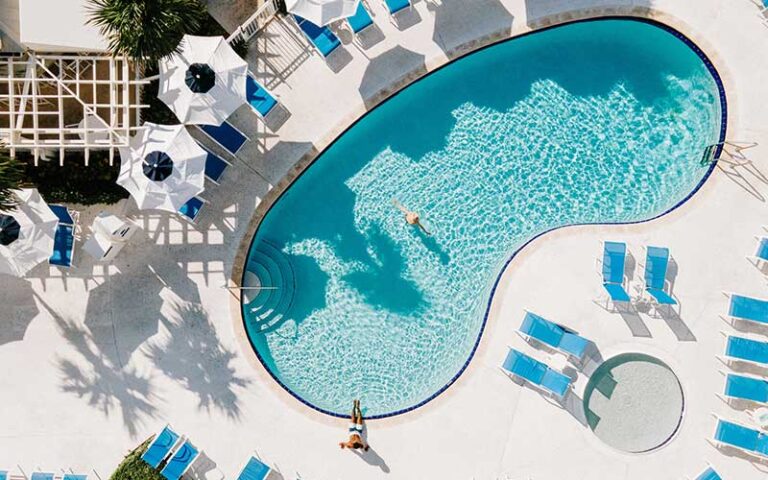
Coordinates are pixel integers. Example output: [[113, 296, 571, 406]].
[[583, 353, 684, 453]]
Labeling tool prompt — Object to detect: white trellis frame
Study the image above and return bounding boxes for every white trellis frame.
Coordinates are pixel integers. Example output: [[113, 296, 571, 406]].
[[0, 52, 150, 165]]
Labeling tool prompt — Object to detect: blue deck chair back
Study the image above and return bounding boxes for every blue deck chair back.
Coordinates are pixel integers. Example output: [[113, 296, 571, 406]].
[[49, 223, 74, 267], [602, 241, 626, 284], [520, 312, 563, 347], [50, 204, 74, 225], [757, 238, 768, 262], [238, 456, 271, 480], [726, 373, 768, 403], [245, 74, 277, 118], [385, 0, 410, 14], [201, 122, 247, 155], [30, 474, 54, 480], [201, 145, 229, 183], [540, 369, 571, 398], [730, 295, 768, 325], [294, 15, 341, 57], [695, 466, 721, 480], [0, 471, 7, 480], [715, 419, 765, 453], [63, 475, 87, 480], [142, 425, 180, 468], [502, 349, 570, 397], [644, 246, 669, 290], [348, 2, 373, 33], [726, 336, 768, 365], [179, 197, 204, 222], [161, 440, 199, 480]]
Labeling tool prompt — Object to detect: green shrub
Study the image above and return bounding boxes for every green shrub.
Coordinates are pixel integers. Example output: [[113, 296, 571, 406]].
[[0, 150, 24, 210], [110, 438, 165, 480]]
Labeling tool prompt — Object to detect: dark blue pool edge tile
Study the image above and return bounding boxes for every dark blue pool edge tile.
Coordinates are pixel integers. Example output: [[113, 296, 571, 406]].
[[239, 15, 728, 420]]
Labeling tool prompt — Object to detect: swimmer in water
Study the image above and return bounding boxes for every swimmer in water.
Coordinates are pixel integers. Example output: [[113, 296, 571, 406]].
[[392, 199, 431, 235]]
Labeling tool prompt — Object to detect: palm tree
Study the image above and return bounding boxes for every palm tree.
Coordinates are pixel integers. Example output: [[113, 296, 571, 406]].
[[88, 0, 206, 65], [0, 151, 24, 210]]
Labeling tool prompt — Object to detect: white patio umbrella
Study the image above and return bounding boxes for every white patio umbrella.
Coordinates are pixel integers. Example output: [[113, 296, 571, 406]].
[[158, 35, 248, 126], [287, 0, 360, 26], [117, 123, 206, 213], [0, 188, 58, 277]]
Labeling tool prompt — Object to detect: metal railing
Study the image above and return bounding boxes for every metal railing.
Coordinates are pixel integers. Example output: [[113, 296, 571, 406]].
[[227, 0, 279, 44]]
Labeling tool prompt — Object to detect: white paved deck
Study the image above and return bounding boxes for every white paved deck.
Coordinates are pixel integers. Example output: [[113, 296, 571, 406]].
[[2, 1, 768, 479]]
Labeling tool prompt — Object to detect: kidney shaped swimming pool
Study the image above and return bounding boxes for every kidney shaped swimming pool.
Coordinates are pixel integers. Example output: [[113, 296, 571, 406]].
[[241, 18, 725, 418]]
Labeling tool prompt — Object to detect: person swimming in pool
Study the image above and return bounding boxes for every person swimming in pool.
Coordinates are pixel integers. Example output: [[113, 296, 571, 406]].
[[339, 399, 369, 451], [392, 199, 431, 235]]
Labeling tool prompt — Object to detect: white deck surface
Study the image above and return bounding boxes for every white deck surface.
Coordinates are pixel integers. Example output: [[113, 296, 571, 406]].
[[2, 1, 768, 479]]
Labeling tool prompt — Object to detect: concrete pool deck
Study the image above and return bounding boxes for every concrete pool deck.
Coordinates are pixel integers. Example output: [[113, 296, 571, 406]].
[[2, 0, 768, 479]]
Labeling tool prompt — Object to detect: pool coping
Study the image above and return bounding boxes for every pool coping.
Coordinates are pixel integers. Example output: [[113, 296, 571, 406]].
[[227, 5, 736, 426]]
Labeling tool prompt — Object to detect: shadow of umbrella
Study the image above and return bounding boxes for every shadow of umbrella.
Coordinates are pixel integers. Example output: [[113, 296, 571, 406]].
[[83, 265, 165, 368], [0, 276, 39, 345], [358, 45, 426, 109]]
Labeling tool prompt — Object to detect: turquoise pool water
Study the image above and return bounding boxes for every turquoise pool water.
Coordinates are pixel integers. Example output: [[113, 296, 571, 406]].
[[242, 19, 724, 417]]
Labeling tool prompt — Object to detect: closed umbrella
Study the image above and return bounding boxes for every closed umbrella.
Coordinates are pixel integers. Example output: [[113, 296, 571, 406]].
[[0, 188, 58, 277], [158, 35, 248, 126], [117, 123, 206, 213], [287, 0, 360, 26]]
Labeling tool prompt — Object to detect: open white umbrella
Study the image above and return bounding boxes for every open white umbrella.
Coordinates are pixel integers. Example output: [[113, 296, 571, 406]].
[[0, 188, 58, 277], [287, 0, 360, 26], [117, 123, 206, 213], [158, 35, 248, 126]]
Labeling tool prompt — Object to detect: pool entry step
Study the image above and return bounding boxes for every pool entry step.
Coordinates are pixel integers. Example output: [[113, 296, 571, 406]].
[[243, 240, 296, 334]]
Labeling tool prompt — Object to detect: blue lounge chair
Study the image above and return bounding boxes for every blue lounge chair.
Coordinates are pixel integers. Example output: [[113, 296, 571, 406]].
[[713, 418, 768, 458], [724, 335, 768, 366], [644, 246, 676, 305], [161, 440, 200, 480], [30, 474, 54, 480], [383, 0, 411, 15], [752, 237, 768, 264], [142, 425, 180, 468], [724, 373, 768, 404], [245, 73, 278, 119], [237, 456, 272, 480], [518, 311, 589, 361], [601, 241, 631, 305], [293, 15, 341, 58], [63, 475, 87, 480], [49, 204, 76, 268], [0, 471, 7, 480], [347, 2, 374, 34], [199, 143, 231, 184], [728, 294, 768, 326], [693, 466, 721, 480], [199, 122, 248, 156], [501, 348, 572, 398], [179, 197, 205, 223]]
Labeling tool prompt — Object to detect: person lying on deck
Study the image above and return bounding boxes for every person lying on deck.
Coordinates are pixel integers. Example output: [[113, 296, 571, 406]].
[[339, 399, 369, 451]]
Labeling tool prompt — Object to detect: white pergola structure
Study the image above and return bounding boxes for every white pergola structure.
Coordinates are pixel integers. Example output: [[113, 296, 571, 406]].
[[0, 52, 150, 165]]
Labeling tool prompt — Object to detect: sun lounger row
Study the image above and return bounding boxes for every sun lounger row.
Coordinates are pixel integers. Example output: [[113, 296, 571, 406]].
[[0, 473, 87, 480], [600, 241, 677, 310]]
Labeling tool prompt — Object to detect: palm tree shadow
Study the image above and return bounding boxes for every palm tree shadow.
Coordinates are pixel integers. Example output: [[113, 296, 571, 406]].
[[143, 301, 252, 420]]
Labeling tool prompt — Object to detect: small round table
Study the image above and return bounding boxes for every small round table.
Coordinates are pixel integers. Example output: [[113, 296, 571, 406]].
[[752, 407, 768, 429]]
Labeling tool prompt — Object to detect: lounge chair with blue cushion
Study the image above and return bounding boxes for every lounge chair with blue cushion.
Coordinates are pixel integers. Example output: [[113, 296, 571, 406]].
[[518, 311, 590, 361], [160, 440, 200, 480], [199, 143, 231, 185], [749, 236, 768, 266], [643, 246, 676, 307], [383, 0, 411, 16], [600, 241, 631, 308], [30, 474, 54, 480], [62, 475, 87, 480], [347, 2, 374, 34], [142, 425, 181, 468], [237, 455, 272, 480], [723, 334, 768, 367], [691, 465, 721, 480], [293, 15, 341, 57], [501, 348, 572, 399], [724, 372, 768, 405], [713, 418, 768, 458], [199, 122, 249, 156], [179, 197, 205, 224], [0, 471, 7, 480], [49, 204, 77, 268], [245, 73, 278, 120], [728, 294, 768, 326]]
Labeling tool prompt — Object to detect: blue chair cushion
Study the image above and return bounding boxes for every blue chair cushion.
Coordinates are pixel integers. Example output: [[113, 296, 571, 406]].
[[385, 0, 410, 14], [559, 333, 589, 359], [730, 295, 768, 324], [757, 238, 768, 261], [49, 224, 74, 267], [602, 241, 625, 284], [715, 419, 759, 451], [347, 2, 373, 33], [245, 75, 277, 118], [725, 374, 768, 403], [63, 475, 88, 480], [646, 287, 676, 305], [603, 283, 630, 302], [540, 369, 571, 398], [294, 15, 341, 57], [49, 204, 74, 225], [30, 474, 54, 480], [645, 246, 670, 291], [201, 122, 247, 155], [161, 441, 199, 480], [238, 457, 271, 480], [727, 336, 768, 365], [203, 149, 229, 183], [142, 425, 180, 468], [695, 467, 721, 480], [179, 197, 204, 222], [520, 312, 563, 348]]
